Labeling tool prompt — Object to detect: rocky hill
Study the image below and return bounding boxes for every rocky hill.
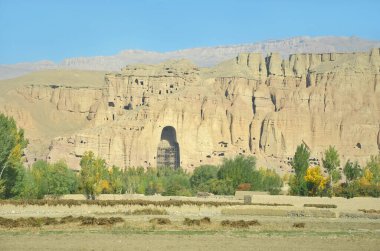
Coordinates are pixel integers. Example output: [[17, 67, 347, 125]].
[[2, 36, 380, 80], [1, 48, 379, 172]]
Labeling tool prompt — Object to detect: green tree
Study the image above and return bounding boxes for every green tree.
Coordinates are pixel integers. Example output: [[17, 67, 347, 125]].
[[109, 166, 125, 194], [12, 167, 39, 199], [80, 151, 109, 199], [124, 168, 143, 194], [259, 168, 283, 195], [206, 178, 235, 195], [322, 146, 341, 194], [47, 161, 78, 196], [290, 144, 310, 196], [217, 156, 256, 189], [343, 160, 362, 184], [162, 173, 192, 196], [30, 160, 49, 198], [144, 167, 164, 195], [12, 160, 78, 199], [366, 155, 380, 186], [190, 165, 218, 191], [0, 113, 28, 198]]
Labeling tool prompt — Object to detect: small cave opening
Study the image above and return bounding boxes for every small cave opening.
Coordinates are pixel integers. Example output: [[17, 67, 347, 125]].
[[356, 143, 362, 149], [124, 103, 133, 110]]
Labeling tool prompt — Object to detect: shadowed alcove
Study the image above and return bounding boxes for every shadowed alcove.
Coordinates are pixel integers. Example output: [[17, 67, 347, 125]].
[[157, 126, 180, 169]]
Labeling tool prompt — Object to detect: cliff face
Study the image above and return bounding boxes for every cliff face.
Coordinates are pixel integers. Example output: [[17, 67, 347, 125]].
[[2, 49, 380, 171]]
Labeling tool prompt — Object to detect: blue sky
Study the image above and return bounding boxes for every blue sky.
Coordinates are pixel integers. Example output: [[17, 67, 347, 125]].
[[0, 0, 379, 64]]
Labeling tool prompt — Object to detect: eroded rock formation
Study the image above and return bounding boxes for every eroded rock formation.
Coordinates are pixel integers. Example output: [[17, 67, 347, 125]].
[[2, 49, 380, 172]]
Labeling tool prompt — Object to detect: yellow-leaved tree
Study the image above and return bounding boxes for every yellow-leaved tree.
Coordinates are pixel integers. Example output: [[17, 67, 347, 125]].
[[304, 166, 328, 196]]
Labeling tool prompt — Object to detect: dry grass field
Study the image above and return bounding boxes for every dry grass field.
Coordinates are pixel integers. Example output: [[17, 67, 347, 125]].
[[0, 195, 379, 251]]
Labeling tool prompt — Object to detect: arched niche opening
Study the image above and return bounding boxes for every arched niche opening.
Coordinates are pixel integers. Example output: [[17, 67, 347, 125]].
[[157, 126, 180, 169]]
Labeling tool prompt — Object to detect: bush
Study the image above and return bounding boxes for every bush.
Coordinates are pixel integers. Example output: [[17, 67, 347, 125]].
[[357, 184, 380, 197], [205, 178, 235, 195], [190, 165, 218, 190], [343, 160, 362, 183], [162, 172, 192, 196], [190, 158, 283, 195], [366, 155, 380, 186], [268, 187, 282, 195], [218, 156, 256, 189], [13, 160, 78, 199], [254, 168, 283, 194]]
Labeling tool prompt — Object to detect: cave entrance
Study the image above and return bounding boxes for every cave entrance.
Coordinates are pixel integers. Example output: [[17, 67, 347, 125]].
[[157, 126, 180, 169]]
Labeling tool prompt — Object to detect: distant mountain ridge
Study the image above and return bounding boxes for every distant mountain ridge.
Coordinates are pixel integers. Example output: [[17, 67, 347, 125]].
[[1, 36, 380, 80]]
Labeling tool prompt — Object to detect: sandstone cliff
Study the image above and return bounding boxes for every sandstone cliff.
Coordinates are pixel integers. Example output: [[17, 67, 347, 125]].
[[1, 50, 379, 172]]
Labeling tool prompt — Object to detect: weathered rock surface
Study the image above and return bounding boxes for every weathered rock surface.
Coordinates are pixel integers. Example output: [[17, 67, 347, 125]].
[[1, 49, 380, 172]]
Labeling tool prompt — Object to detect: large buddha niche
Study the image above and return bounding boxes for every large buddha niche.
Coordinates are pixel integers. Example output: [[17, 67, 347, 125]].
[[157, 126, 180, 169]]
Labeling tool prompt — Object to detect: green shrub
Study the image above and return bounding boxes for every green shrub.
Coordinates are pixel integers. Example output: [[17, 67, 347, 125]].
[[13, 160, 78, 199], [162, 172, 192, 196], [190, 165, 218, 191], [218, 156, 256, 189], [252, 168, 283, 194], [206, 178, 235, 195]]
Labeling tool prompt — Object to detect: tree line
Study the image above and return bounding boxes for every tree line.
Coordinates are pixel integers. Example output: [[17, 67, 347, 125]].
[[0, 113, 379, 199], [3, 151, 283, 199], [289, 144, 380, 197]]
